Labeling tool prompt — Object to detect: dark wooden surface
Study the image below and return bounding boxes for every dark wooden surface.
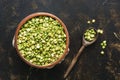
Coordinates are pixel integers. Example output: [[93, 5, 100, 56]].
[[0, 0, 120, 80]]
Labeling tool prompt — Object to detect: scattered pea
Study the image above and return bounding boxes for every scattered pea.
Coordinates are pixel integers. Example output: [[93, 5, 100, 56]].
[[100, 40, 107, 49], [99, 40, 107, 55], [87, 20, 91, 24], [97, 29, 103, 34], [92, 19, 95, 23], [17, 16, 67, 66], [100, 50, 104, 55], [87, 19, 96, 24]]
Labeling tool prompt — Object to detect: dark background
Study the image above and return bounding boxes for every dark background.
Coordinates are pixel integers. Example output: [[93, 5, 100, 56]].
[[0, 0, 120, 80]]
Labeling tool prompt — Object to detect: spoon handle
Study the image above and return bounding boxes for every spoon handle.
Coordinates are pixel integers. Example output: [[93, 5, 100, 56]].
[[64, 45, 85, 78]]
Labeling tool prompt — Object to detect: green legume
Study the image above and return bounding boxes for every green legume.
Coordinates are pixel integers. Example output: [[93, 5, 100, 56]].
[[84, 28, 97, 42], [100, 40, 107, 49], [17, 16, 66, 66], [100, 50, 104, 55], [92, 19, 95, 23], [97, 29, 103, 34]]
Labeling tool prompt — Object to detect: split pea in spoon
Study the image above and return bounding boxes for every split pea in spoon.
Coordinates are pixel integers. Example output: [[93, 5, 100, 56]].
[[64, 27, 98, 78]]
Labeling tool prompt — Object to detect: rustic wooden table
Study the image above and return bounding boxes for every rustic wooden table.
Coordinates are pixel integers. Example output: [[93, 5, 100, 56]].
[[0, 0, 120, 80]]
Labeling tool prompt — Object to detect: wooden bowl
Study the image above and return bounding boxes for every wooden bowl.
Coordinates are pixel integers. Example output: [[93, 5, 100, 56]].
[[14, 12, 69, 69]]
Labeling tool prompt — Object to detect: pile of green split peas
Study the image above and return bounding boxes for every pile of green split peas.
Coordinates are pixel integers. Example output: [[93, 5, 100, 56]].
[[17, 16, 66, 66], [84, 28, 97, 42]]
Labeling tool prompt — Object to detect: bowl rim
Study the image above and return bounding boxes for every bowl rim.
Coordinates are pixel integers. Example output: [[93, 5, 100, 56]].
[[14, 12, 69, 69]]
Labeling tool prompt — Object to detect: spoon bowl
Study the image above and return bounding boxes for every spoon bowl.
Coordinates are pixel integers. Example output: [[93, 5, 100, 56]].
[[83, 27, 98, 46]]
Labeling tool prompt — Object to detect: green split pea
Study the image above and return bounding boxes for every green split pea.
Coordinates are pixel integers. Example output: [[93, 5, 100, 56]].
[[17, 16, 66, 66], [84, 28, 97, 42], [100, 40, 107, 55], [100, 40, 107, 49]]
